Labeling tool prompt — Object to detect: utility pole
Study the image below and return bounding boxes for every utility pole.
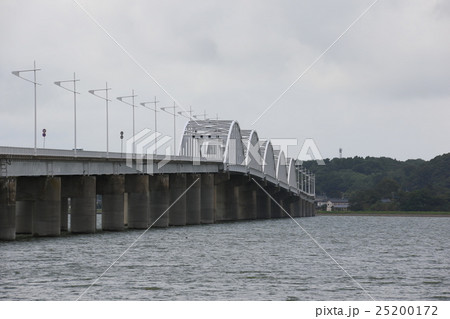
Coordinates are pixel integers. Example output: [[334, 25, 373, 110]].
[[140, 96, 160, 154], [89, 82, 112, 157], [117, 90, 138, 155], [161, 102, 178, 155], [55, 72, 80, 155], [12, 61, 41, 155]]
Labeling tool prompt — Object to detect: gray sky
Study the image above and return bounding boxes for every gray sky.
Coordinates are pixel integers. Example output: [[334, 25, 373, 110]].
[[1, 0, 449, 160]]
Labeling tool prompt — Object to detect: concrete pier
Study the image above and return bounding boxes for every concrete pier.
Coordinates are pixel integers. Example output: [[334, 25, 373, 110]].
[[291, 197, 301, 218], [281, 196, 292, 217], [15, 200, 33, 234], [280, 197, 290, 217], [305, 200, 311, 217], [215, 174, 238, 222], [269, 189, 283, 219], [200, 174, 215, 224], [169, 174, 187, 226], [33, 177, 61, 237], [60, 197, 69, 232], [97, 175, 125, 231], [186, 174, 201, 225], [300, 199, 305, 217], [235, 177, 257, 220], [280, 192, 292, 218], [307, 202, 314, 217], [1, 120, 318, 241], [0, 178, 16, 240], [149, 175, 169, 227], [124, 193, 128, 226], [125, 175, 150, 229], [256, 186, 271, 219], [16, 177, 36, 234], [62, 176, 96, 233]]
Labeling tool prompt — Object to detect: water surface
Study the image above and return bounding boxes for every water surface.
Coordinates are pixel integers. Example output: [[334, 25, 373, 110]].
[[0, 216, 448, 300]]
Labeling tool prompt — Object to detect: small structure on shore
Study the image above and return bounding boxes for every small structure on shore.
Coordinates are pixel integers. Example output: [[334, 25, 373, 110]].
[[315, 195, 349, 211]]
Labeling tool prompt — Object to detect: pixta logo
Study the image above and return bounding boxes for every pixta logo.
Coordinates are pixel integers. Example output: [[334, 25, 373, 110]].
[[125, 128, 173, 174], [269, 138, 325, 165], [297, 138, 325, 165]]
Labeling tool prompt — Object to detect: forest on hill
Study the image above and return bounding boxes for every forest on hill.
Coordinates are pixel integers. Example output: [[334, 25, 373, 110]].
[[302, 153, 450, 211]]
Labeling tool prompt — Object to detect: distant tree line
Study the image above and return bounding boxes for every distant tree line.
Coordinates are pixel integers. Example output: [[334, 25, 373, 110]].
[[302, 153, 450, 211]]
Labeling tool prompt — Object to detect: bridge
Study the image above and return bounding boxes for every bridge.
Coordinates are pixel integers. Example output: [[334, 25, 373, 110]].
[[0, 119, 316, 241]]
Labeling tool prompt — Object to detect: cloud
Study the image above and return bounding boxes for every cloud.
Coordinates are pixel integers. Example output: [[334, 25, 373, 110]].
[[0, 0, 449, 160]]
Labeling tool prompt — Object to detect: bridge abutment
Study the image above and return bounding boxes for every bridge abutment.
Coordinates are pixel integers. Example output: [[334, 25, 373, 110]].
[[0, 178, 16, 240], [97, 175, 125, 231], [169, 174, 187, 226], [200, 174, 215, 224], [125, 175, 150, 229]]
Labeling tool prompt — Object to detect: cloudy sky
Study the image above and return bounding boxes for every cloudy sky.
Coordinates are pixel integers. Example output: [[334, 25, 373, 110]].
[[1, 0, 449, 160]]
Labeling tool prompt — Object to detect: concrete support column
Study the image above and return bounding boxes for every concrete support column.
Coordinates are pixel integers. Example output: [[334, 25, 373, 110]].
[[256, 187, 271, 219], [125, 175, 150, 229], [312, 202, 316, 216], [149, 175, 169, 227], [215, 174, 237, 222], [0, 178, 16, 241], [306, 201, 312, 217], [281, 191, 293, 218], [280, 196, 291, 218], [124, 193, 128, 226], [97, 175, 125, 231], [16, 200, 33, 234], [62, 176, 97, 233], [200, 174, 215, 224], [294, 197, 302, 217], [289, 199, 295, 218], [33, 176, 61, 237], [301, 199, 306, 217], [60, 197, 69, 232], [186, 174, 201, 225], [236, 178, 257, 220], [291, 197, 301, 218], [169, 174, 187, 226], [269, 190, 282, 219]]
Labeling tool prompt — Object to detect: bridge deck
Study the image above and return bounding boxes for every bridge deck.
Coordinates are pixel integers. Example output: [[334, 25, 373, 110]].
[[0, 146, 314, 198]]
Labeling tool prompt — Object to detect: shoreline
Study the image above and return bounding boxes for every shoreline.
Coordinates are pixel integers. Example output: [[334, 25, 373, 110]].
[[316, 211, 450, 217]]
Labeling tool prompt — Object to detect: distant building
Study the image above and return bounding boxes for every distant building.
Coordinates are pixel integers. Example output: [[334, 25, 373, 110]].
[[315, 195, 349, 211], [326, 198, 349, 211], [315, 195, 328, 208]]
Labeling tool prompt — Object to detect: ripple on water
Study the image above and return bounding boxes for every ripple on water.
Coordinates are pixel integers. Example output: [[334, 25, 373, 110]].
[[0, 216, 449, 300]]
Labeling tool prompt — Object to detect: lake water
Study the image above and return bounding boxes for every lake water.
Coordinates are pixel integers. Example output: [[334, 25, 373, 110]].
[[0, 216, 449, 300]]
